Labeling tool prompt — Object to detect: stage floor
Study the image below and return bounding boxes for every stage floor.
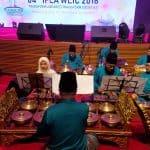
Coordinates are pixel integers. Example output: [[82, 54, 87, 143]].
[[0, 27, 149, 42], [0, 27, 91, 41]]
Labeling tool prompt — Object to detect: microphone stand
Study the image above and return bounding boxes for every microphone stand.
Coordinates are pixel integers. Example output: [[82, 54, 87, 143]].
[[47, 47, 53, 60], [80, 41, 90, 62], [80, 42, 86, 60]]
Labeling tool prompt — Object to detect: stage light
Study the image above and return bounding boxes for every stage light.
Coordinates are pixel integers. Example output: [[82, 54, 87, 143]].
[[118, 22, 129, 43], [133, 23, 145, 43]]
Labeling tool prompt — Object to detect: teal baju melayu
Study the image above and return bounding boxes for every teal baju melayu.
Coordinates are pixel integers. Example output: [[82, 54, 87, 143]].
[[36, 99, 89, 150], [99, 47, 119, 63], [138, 72, 150, 102], [94, 65, 121, 92], [62, 53, 83, 70], [136, 55, 148, 65]]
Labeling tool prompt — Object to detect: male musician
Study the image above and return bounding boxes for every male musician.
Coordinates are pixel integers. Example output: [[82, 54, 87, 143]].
[[139, 63, 150, 101], [17, 72, 99, 149], [98, 41, 119, 64], [94, 53, 121, 93], [61, 44, 83, 72], [136, 47, 150, 65]]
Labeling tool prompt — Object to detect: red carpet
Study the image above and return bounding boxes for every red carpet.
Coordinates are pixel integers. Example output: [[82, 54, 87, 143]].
[[0, 138, 150, 150], [0, 75, 150, 149], [0, 75, 15, 95]]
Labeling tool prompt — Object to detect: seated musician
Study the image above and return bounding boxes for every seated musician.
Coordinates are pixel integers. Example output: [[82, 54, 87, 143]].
[[61, 44, 83, 73], [136, 47, 150, 65], [94, 53, 122, 93], [139, 63, 150, 102], [17, 72, 99, 149], [98, 41, 119, 65], [7, 57, 56, 98], [36, 56, 56, 77]]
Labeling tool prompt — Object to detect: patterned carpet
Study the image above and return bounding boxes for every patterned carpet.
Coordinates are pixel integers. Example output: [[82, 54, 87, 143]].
[[0, 75, 15, 95], [0, 75, 150, 149], [0, 138, 150, 150]]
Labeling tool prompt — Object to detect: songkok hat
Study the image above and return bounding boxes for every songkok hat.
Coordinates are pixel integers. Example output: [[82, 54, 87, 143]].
[[69, 44, 76, 52], [110, 41, 117, 50], [59, 72, 77, 93], [106, 53, 117, 65]]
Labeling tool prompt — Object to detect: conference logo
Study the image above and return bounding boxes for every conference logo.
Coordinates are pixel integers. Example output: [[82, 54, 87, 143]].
[[4, 0, 23, 16]]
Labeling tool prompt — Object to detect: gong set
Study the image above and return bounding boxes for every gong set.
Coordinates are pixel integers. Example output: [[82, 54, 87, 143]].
[[86, 91, 121, 128], [82, 65, 95, 75], [135, 99, 150, 109], [11, 110, 33, 125], [133, 65, 146, 76], [61, 63, 95, 75], [61, 64, 73, 73], [86, 101, 121, 127], [11, 88, 55, 125], [11, 87, 121, 128], [11, 99, 54, 125]]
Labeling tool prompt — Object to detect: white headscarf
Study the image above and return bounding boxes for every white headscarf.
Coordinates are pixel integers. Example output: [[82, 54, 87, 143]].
[[36, 56, 56, 77]]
